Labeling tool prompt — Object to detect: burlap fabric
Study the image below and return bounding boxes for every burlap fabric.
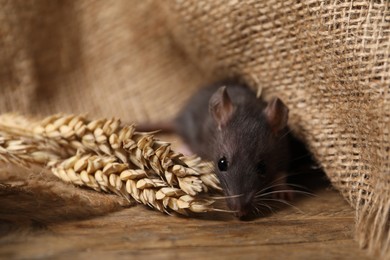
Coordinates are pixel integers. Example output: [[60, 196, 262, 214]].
[[0, 0, 388, 258]]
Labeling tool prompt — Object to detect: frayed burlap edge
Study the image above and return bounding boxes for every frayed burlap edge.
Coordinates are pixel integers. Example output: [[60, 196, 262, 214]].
[[160, 1, 390, 258]]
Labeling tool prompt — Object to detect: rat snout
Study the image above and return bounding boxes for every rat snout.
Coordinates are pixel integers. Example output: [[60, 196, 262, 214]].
[[226, 193, 254, 219], [234, 207, 249, 219]]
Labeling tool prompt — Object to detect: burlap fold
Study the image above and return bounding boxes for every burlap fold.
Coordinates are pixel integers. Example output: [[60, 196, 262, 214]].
[[0, 0, 388, 258]]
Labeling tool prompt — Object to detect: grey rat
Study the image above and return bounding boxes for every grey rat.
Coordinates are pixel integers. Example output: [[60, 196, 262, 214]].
[[174, 83, 291, 218], [138, 82, 292, 218]]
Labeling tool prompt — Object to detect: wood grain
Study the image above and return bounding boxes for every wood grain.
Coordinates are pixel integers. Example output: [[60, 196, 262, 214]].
[[0, 136, 371, 259]]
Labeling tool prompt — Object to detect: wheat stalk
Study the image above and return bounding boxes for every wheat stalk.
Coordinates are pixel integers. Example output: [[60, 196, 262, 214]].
[[0, 114, 222, 215], [0, 134, 60, 167]]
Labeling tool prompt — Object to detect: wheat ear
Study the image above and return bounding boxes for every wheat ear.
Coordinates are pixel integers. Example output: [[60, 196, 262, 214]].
[[50, 153, 215, 214], [0, 114, 222, 215]]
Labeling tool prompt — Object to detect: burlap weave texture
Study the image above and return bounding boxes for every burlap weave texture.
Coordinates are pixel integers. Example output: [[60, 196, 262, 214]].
[[162, 1, 390, 257], [0, 0, 388, 258]]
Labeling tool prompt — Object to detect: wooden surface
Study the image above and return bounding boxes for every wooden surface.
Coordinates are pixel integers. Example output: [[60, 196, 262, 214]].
[[0, 168, 371, 260]]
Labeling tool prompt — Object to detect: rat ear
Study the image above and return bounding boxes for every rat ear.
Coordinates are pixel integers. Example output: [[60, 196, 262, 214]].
[[264, 97, 289, 133], [209, 86, 235, 129]]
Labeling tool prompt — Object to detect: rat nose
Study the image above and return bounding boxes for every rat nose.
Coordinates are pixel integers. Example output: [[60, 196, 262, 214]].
[[234, 207, 249, 219], [227, 194, 253, 219]]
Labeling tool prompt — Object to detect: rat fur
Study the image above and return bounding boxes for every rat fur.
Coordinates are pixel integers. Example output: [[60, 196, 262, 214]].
[[174, 82, 291, 218]]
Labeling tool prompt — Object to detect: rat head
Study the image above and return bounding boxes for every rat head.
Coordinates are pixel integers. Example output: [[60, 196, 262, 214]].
[[209, 86, 289, 219]]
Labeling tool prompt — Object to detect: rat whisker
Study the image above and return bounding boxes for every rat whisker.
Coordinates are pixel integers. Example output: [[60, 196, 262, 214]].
[[282, 183, 313, 191], [255, 183, 311, 196], [256, 185, 273, 195], [268, 183, 312, 193], [277, 128, 294, 143], [256, 169, 321, 195], [256, 184, 283, 195], [255, 206, 262, 215], [251, 204, 259, 215], [263, 202, 282, 211], [256, 179, 286, 194], [257, 207, 265, 217], [258, 198, 305, 214], [252, 203, 265, 217], [211, 208, 237, 213], [262, 172, 293, 188], [256, 175, 294, 194], [210, 194, 244, 200], [256, 189, 315, 198], [254, 200, 275, 214]]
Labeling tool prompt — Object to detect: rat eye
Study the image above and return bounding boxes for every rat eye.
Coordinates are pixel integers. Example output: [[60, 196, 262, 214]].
[[218, 157, 228, 172], [257, 160, 266, 175]]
